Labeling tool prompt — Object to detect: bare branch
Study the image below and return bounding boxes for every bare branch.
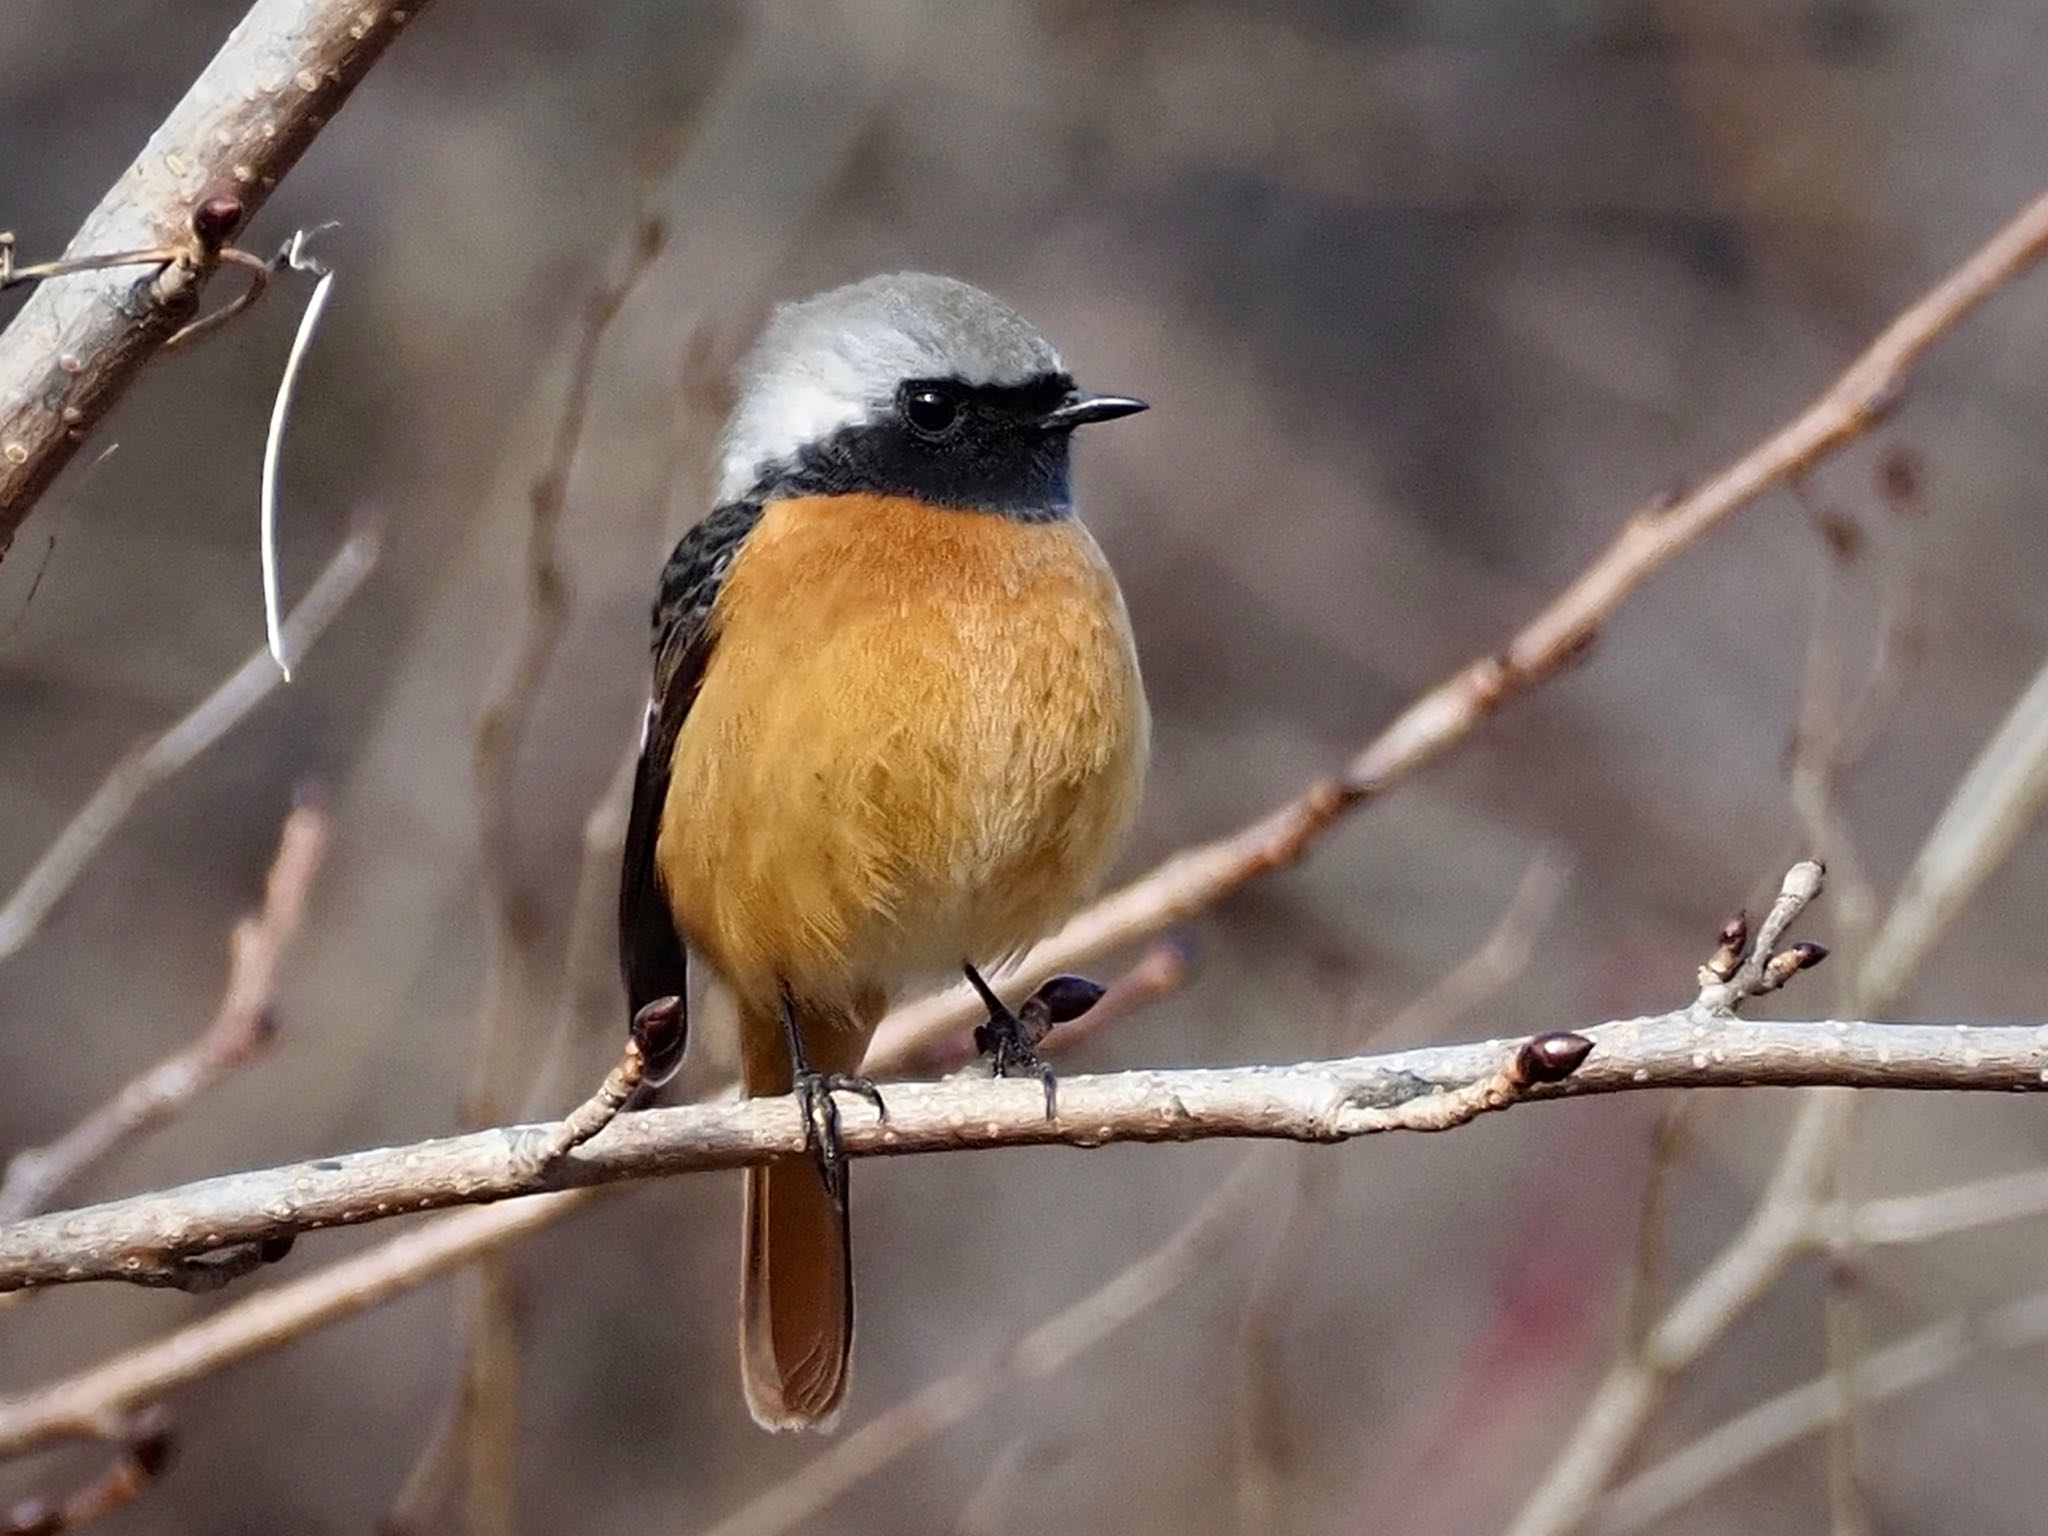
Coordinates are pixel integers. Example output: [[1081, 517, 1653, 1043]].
[[448, 210, 664, 1536], [1504, 640, 2048, 1536], [0, 802, 329, 1222], [0, 0, 439, 559], [867, 181, 2048, 1051], [0, 1195, 582, 1456], [0, 1407, 173, 1535], [0, 528, 376, 964], [1597, 1287, 2048, 1533], [9, 1010, 2048, 1297]]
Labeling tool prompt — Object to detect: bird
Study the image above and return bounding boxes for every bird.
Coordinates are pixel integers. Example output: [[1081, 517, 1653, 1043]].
[[618, 272, 1150, 1431]]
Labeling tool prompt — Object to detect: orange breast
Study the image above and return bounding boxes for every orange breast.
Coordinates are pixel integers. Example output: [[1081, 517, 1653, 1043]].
[[655, 493, 1149, 1012]]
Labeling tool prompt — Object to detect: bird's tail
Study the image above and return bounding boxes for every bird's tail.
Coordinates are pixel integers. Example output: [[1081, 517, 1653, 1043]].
[[738, 1007, 865, 1431]]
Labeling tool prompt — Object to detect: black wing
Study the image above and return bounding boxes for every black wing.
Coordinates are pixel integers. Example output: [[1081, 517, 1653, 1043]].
[[619, 500, 763, 1032]]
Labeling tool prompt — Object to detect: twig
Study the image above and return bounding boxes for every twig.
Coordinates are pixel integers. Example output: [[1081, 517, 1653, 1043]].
[[864, 180, 2048, 1055], [1372, 852, 1572, 1041], [1597, 1287, 2048, 1533], [1592, 1156, 2048, 1528], [0, 803, 329, 1223], [447, 210, 663, 1536], [468, 210, 666, 1123], [0, 0, 439, 560], [1503, 645, 2048, 1536], [0, 1408, 173, 1535], [0, 527, 376, 964]]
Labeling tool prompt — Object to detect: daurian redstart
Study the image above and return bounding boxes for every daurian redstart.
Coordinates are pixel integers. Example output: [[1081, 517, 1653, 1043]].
[[618, 272, 1149, 1430]]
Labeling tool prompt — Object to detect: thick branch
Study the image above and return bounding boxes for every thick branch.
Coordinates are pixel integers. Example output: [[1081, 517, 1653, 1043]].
[[1, 1014, 2042, 1294], [0, 0, 435, 558]]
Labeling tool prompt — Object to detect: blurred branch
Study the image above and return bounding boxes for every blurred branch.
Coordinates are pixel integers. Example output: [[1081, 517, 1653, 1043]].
[[0, 0, 438, 560], [866, 179, 2048, 1057], [0, 1408, 172, 1536], [448, 209, 663, 1536], [0, 1195, 582, 1456], [468, 210, 666, 1123], [1504, 639, 2048, 1536], [1236, 854, 1568, 1535], [1596, 1171, 2048, 1529], [1599, 1284, 2048, 1532], [0, 803, 329, 1223], [0, 527, 377, 964], [694, 1156, 1269, 1536]]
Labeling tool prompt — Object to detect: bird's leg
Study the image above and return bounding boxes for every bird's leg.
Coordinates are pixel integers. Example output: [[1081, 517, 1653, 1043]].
[[780, 989, 887, 1203], [963, 963, 1106, 1120]]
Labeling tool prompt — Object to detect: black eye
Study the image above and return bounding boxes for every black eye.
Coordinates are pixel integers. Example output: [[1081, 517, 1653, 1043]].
[[901, 383, 962, 437]]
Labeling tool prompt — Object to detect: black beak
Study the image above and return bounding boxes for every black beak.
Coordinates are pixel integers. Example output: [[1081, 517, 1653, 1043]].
[[1040, 391, 1148, 431]]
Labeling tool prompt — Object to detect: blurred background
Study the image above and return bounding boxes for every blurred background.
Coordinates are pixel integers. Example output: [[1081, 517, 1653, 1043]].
[[4, 0, 2048, 1531]]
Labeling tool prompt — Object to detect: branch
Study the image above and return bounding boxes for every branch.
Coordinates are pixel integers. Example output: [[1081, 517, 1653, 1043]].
[[8, 174, 2047, 1468], [1598, 1284, 2048, 1533], [0, 1407, 173, 1536], [865, 179, 2048, 1063], [0, 802, 330, 1223], [0, 0, 437, 560], [1502, 641, 2048, 1535], [10, 1011, 2048, 1296], [0, 527, 377, 963]]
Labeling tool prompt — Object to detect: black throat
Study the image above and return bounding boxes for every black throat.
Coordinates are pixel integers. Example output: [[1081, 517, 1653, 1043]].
[[740, 372, 1079, 522]]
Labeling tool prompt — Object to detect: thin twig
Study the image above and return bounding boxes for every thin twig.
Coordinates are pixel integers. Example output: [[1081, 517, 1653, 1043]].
[[0, 528, 376, 964], [468, 210, 666, 1124], [446, 209, 663, 1536], [1503, 644, 2048, 1536], [0, 803, 329, 1223], [0, 1408, 173, 1535], [0, 0, 440, 559], [1234, 853, 1568, 1533], [259, 230, 338, 677], [1597, 1287, 2048, 1533]]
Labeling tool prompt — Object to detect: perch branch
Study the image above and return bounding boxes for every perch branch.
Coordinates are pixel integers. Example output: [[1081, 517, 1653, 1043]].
[[0, 0, 438, 559], [9, 1019, 2048, 1297]]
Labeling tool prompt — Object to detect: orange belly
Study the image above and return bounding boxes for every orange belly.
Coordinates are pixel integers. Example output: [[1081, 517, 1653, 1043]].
[[655, 493, 1149, 1014]]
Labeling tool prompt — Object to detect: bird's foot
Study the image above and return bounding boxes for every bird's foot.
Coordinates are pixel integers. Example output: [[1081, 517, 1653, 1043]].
[[964, 967, 1106, 1120], [780, 993, 886, 1202], [790, 1070, 887, 1203]]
